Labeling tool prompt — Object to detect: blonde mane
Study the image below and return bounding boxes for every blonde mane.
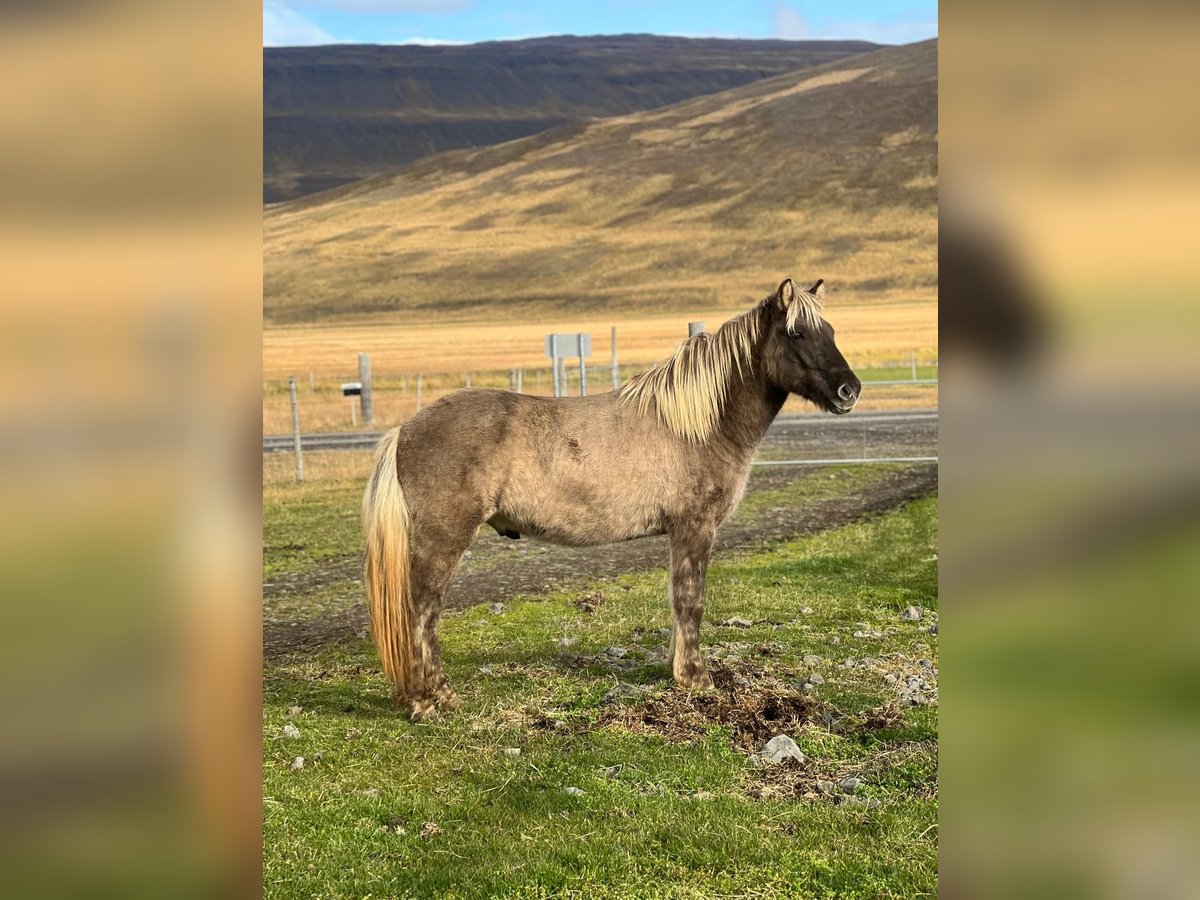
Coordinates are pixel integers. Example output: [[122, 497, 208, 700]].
[[618, 285, 823, 443]]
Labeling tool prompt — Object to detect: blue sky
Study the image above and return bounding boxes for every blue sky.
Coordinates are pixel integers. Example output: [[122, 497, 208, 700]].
[[263, 1, 937, 48]]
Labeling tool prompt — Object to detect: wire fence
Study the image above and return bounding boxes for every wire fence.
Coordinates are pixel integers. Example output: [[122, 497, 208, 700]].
[[263, 356, 939, 440]]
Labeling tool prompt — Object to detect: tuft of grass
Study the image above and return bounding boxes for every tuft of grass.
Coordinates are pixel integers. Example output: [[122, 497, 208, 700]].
[[264, 498, 938, 898]]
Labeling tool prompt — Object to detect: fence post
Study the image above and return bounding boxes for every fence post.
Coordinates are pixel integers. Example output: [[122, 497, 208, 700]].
[[550, 336, 561, 397], [358, 353, 374, 426], [415, 373, 422, 412], [579, 351, 587, 397], [611, 325, 619, 390], [466, 371, 471, 388], [688, 322, 706, 337], [517, 368, 524, 393], [289, 375, 304, 483]]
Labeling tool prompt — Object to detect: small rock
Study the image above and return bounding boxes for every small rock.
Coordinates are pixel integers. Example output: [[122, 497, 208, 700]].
[[286, 705, 302, 717], [502, 747, 522, 758], [605, 646, 628, 658], [599, 765, 622, 779], [802, 654, 822, 666], [862, 657, 879, 667], [281, 723, 301, 739], [290, 757, 304, 771], [829, 636, 841, 646], [489, 602, 505, 615], [816, 780, 837, 794], [839, 777, 863, 793], [758, 734, 806, 765], [733, 675, 751, 687], [602, 682, 644, 704], [419, 822, 443, 839], [360, 788, 380, 798], [901, 606, 923, 621], [802, 683, 815, 693], [800, 606, 814, 615], [479, 665, 495, 675], [807, 673, 825, 685], [657, 628, 672, 638], [723, 616, 754, 628], [928, 624, 938, 635], [555, 636, 580, 649], [884, 673, 898, 684], [564, 786, 585, 797], [853, 630, 866, 638]]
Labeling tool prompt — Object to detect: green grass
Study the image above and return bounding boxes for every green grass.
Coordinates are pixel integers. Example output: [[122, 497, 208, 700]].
[[264, 497, 938, 898], [263, 482, 363, 583]]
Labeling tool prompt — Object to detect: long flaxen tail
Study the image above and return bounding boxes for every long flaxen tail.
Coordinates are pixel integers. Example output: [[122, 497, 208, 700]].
[[362, 427, 413, 700]]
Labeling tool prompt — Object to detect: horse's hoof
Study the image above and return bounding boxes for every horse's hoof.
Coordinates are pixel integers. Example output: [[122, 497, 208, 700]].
[[434, 688, 462, 712], [408, 698, 438, 722], [675, 671, 715, 692]]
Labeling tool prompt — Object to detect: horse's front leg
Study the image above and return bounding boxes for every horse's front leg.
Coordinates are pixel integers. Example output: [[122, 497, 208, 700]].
[[667, 523, 717, 691]]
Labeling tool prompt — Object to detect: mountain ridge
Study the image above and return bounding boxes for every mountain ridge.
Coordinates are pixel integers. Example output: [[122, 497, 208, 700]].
[[264, 35, 881, 201], [265, 39, 937, 326]]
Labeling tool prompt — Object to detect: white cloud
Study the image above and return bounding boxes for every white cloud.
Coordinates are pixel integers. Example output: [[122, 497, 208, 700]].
[[771, 3, 937, 45], [772, 3, 808, 40], [264, 1, 336, 46]]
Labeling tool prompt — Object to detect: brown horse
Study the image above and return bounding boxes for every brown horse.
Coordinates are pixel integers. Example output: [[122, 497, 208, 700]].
[[363, 278, 860, 720]]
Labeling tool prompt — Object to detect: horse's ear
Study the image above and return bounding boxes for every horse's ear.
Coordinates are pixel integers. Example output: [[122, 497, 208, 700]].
[[776, 278, 796, 309], [808, 279, 826, 302]]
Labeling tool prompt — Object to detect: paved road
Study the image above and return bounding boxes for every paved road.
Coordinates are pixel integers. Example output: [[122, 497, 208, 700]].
[[264, 408, 939, 462]]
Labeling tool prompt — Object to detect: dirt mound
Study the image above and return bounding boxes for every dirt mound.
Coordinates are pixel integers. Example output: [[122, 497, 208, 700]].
[[597, 669, 826, 749]]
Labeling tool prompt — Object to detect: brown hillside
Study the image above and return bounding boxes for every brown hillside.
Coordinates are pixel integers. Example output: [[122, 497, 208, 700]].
[[264, 39, 937, 326]]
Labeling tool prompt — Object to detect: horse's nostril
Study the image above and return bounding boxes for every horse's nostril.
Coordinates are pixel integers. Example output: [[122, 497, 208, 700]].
[[838, 383, 857, 402]]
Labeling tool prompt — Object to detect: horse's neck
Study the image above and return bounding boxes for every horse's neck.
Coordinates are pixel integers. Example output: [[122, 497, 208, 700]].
[[713, 368, 786, 458]]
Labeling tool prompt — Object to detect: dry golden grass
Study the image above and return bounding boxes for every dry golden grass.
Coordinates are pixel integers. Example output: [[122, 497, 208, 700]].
[[262, 298, 936, 434], [263, 300, 935, 380]]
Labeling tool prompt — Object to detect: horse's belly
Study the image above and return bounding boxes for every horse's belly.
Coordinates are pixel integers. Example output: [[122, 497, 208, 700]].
[[494, 490, 665, 547]]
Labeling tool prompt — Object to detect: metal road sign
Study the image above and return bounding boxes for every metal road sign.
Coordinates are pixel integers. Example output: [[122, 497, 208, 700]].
[[544, 333, 592, 359]]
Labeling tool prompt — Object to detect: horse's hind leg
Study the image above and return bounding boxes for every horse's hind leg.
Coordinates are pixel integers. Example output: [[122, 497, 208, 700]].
[[406, 522, 477, 721]]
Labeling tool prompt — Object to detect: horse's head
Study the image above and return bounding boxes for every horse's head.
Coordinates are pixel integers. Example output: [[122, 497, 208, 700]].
[[762, 278, 861, 415]]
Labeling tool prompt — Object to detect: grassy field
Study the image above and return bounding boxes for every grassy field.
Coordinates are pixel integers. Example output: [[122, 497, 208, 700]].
[[263, 479, 938, 898]]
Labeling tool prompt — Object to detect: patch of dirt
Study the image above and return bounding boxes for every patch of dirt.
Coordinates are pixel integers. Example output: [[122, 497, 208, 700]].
[[596, 669, 826, 750], [746, 740, 933, 803], [264, 461, 936, 658]]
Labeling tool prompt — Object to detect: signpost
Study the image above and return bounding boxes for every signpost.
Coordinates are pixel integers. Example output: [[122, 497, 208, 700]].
[[544, 333, 592, 398], [342, 381, 362, 426], [688, 322, 706, 337]]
